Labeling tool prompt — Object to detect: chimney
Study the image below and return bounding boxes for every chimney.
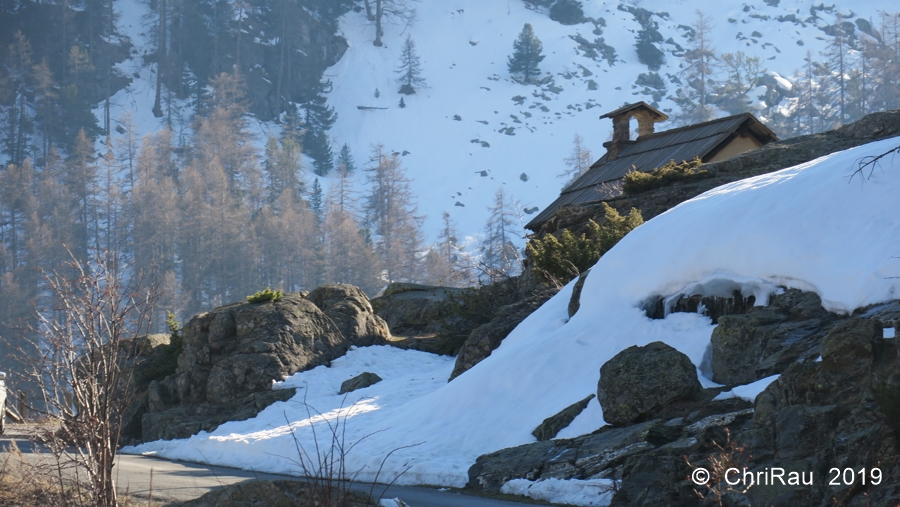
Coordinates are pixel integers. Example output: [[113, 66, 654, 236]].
[[599, 102, 668, 160]]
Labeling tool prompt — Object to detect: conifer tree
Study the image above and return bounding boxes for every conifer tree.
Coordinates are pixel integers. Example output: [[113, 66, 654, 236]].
[[559, 134, 592, 187], [635, 23, 665, 71], [396, 35, 425, 94], [674, 10, 718, 124], [507, 23, 545, 84], [338, 143, 357, 173], [824, 16, 850, 125], [480, 187, 523, 282], [364, 145, 424, 282], [310, 177, 324, 226]]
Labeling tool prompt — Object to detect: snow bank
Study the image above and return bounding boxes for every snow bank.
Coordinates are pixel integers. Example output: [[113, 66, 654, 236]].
[[501, 478, 615, 506], [125, 138, 900, 489]]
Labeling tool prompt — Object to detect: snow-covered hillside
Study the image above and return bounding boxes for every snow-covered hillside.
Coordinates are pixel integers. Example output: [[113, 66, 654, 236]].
[[325, 0, 896, 243], [97, 0, 898, 247], [125, 137, 900, 500]]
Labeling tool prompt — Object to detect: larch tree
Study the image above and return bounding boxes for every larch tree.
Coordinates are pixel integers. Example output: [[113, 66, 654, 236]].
[[397, 35, 426, 94], [559, 134, 593, 187], [824, 16, 850, 125], [324, 208, 382, 296], [480, 187, 523, 282], [675, 10, 718, 124], [364, 145, 424, 283], [132, 129, 181, 323], [508, 23, 545, 84]]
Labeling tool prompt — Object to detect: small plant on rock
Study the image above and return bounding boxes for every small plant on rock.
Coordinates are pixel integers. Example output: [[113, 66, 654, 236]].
[[623, 157, 710, 194], [247, 287, 283, 303]]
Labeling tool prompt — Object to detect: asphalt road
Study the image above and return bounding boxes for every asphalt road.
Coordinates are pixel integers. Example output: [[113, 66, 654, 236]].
[[1, 425, 553, 507]]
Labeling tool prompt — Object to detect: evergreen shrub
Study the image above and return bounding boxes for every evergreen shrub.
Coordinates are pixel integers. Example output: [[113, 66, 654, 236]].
[[623, 157, 710, 194], [526, 204, 643, 284], [247, 287, 284, 303]]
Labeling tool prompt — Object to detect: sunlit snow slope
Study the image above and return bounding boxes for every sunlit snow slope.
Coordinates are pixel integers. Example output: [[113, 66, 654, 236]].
[[126, 137, 900, 489]]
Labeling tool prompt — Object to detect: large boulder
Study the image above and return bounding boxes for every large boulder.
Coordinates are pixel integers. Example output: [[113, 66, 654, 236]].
[[370, 283, 471, 353], [175, 292, 348, 406], [710, 289, 838, 385], [450, 289, 556, 380], [307, 284, 391, 347], [136, 291, 354, 443], [597, 342, 702, 426], [339, 372, 382, 395]]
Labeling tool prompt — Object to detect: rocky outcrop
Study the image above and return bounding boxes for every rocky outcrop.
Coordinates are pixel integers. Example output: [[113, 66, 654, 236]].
[[174, 292, 348, 406], [450, 289, 557, 380], [597, 342, 702, 426], [132, 286, 388, 444], [532, 394, 595, 441], [710, 289, 838, 385], [371, 283, 472, 354], [339, 372, 382, 395], [307, 284, 391, 347], [567, 270, 590, 318], [467, 296, 900, 507]]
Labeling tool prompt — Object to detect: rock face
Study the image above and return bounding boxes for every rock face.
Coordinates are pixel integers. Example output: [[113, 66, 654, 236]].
[[450, 289, 557, 380], [710, 289, 838, 385], [370, 283, 472, 354], [532, 394, 595, 441], [467, 296, 900, 507], [133, 286, 388, 444], [307, 284, 391, 347], [567, 270, 590, 318], [597, 341, 702, 426], [339, 372, 382, 395], [175, 292, 348, 406]]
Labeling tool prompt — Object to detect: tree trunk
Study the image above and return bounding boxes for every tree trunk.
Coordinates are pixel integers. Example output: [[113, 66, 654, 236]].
[[374, 0, 383, 47], [152, 0, 167, 118]]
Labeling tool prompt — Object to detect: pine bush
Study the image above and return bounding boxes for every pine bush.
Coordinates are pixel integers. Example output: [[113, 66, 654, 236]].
[[526, 204, 643, 284], [247, 287, 284, 303], [623, 157, 709, 194]]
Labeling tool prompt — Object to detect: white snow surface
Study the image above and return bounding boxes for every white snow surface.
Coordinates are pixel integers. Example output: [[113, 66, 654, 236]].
[[713, 375, 781, 402], [501, 478, 615, 507], [125, 138, 900, 490]]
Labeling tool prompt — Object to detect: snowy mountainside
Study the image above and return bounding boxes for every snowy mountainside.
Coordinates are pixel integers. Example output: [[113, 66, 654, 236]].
[[326, 0, 895, 243]]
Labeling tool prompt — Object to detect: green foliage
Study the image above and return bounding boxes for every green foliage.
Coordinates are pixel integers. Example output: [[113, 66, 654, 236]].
[[508, 24, 546, 83], [623, 157, 710, 194], [247, 287, 284, 303], [526, 204, 643, 284]]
